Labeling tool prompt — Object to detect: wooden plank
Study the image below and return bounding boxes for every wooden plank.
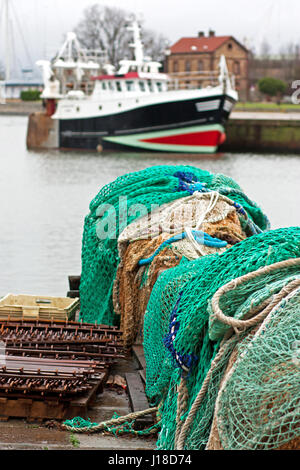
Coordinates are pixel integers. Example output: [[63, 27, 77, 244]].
[[0, 374, 107, 421], [132, 345, 146, 371], [125, 372, 154, 429], [139, 369, 146, 384]]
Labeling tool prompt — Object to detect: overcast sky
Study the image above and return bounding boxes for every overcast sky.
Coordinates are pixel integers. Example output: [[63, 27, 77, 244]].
[[1, 0, 300, 77]]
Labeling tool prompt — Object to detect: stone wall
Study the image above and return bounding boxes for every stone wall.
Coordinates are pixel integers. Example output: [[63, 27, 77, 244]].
[[26, 112, 59, 149], [222, 116, 300, 152]]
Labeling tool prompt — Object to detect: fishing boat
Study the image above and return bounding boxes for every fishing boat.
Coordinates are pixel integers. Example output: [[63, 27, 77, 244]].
[[37, 21, 238, 154]]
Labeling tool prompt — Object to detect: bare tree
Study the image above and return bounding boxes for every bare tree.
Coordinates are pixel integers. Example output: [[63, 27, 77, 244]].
[[279, 42, 299, 60], [74, 5, 131, 66], [142, 29, 170, 62], [73, 4, 169, 68], [260, 39, 272, 59]]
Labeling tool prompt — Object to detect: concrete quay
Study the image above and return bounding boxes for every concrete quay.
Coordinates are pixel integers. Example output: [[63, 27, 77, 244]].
[[223, 111, 300, 153], [0, 100, 42, 116]]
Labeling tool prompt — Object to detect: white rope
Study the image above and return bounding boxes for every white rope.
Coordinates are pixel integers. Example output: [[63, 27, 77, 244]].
[[184, 191, 220, 256]]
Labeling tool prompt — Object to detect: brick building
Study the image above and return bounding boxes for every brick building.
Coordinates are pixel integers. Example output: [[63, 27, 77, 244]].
[[165, 30, 249, 100]]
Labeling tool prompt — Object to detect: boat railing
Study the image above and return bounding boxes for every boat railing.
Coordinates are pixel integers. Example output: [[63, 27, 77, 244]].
[[167, 70, 235, 91]]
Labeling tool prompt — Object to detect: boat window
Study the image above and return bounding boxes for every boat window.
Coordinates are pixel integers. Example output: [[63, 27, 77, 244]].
[[148, 80, 154, 92], [116, 81, 122, 92], [108, 81, 114, 91], [139, 81, 146, 92], [156, 82, 162, 92], [102, 82, 107, 90], [126, 81, 135, 91]]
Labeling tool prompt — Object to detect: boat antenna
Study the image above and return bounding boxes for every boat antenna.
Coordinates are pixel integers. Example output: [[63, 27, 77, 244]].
[[126, 19, 144, 63]]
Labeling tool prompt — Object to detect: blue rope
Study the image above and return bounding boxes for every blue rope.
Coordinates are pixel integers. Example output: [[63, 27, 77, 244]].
[[173, 171, 209, 195], [138, 231, 227, 266], [173, 171, 198, 184], [163, 291, 198, 373]]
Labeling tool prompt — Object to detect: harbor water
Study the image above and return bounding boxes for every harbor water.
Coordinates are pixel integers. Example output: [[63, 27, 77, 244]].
[[0, 115, 299, 297]]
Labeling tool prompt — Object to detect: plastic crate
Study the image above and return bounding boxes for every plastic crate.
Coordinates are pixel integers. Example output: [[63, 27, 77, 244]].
[[0, 294, 80, 321]]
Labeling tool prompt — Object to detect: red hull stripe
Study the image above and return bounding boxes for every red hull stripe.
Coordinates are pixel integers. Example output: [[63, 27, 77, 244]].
[[140, 130, 221, 147]]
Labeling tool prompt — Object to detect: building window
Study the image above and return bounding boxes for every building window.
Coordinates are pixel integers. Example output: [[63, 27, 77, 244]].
[[173, 60, 178, 73], [198, 60, 204, 72], [227, 43, 233, 50], [233, 61, 240, 75], [185, 60, 191, 72]]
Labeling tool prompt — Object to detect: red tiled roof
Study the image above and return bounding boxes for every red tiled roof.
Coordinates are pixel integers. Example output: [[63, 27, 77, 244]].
[[170, 36, 232, 53]]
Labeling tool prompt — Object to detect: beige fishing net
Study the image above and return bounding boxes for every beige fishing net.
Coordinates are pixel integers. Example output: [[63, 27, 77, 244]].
[[114, 193, 247, 347]]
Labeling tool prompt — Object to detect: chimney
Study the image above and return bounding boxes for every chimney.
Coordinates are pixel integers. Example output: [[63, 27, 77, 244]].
[[209, 30, 215, 37], [198, 31, 205, 37]]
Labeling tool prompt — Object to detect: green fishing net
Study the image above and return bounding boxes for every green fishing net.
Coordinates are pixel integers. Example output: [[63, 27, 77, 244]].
[[215, 288, 300, 450], [143, 227, 300, 449], [79, 165, 269, 326]]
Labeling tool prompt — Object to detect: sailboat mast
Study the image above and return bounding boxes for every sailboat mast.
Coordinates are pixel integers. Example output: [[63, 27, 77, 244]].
[[2, 0, 12, 81], [3, 0, 11, 81]]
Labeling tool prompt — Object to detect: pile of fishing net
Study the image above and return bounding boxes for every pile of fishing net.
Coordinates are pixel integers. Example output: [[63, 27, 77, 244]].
[[113, 192, 249, 347], [79, 165, 269, 349], [143, 226, 300, 450], [77, 165, 299, 449]]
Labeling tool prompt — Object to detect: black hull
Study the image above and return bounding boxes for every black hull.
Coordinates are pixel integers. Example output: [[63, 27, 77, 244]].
[[58, 94, 235, 152]]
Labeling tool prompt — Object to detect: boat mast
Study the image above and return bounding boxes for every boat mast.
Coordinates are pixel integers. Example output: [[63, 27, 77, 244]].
[[127, 20, 144, 63], [3, 0, 11, 81]]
